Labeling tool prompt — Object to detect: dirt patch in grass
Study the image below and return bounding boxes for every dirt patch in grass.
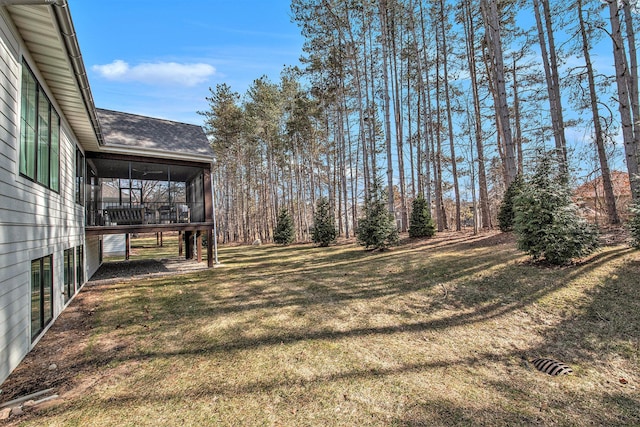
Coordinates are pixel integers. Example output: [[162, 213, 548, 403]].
[[0, 281, 104, 408], [1, 231, 639, 426], [0, 237, 207, 419], [90, 258, 209, 284]]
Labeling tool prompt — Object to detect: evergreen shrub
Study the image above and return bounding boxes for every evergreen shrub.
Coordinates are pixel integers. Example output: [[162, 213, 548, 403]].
[[274, 208, 295, 245], [498, 173, 524, 232], [356, 178, 399, 250], [408, 195, 435, 238], [513, 153, 599, 265], [311, 197, 337, 247]]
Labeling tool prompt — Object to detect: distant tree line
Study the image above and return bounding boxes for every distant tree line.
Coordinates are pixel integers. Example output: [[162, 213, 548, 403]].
[[199, 0, 639, 245]]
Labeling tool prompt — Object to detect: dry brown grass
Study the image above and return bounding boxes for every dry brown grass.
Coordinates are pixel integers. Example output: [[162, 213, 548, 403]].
[[1, 231, 639, 426]]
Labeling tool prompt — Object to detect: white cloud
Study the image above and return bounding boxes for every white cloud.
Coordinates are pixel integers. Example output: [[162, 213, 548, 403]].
[[92, 60, 215, 87], [93, 59, 129, 79]]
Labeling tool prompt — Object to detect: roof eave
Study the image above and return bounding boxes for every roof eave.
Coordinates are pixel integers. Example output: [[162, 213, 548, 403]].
[[5, 1, 103, 149], [52, 0, 104, 146], [97, 144, 214, 165]]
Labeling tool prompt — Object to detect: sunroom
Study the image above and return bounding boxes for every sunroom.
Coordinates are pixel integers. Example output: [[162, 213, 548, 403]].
[[84, 108, 216, 265]]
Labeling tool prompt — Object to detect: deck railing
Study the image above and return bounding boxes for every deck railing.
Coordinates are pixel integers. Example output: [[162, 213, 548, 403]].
[[88, 202, 204, 226]]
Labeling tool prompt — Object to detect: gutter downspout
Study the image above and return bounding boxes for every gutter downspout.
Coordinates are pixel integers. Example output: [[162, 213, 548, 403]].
[[0, 1, 58, 5], [2, 0, 105, 145], [210, 163, 220, 265], [51, 0, 104, 146]]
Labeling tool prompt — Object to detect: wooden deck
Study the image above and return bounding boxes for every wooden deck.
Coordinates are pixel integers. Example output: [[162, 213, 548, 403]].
[[85, 222, 215, 236]]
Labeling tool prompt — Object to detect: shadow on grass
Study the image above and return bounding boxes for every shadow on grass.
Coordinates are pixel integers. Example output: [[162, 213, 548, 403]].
[[3, 232, 637, 425], [523, 249, 640, 424], [92, 239, 525, 337], [395, 396, 539, 426], [523, 247, 639, 360], [89, 243, 634, 368], [29, 343, 628, 426]]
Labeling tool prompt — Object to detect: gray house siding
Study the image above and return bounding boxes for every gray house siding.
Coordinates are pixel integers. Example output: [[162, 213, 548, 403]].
[[0, 8, 89, 384], [1, 2, 215, 386], [104, 234, 126, 257], [86, 235, 102, 280]]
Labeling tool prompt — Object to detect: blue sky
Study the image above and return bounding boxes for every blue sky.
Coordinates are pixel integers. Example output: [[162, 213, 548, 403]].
[[69, 0, 305, 125]]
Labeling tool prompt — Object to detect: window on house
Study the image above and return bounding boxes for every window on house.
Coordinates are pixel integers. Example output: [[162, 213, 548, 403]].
[[19, 61, 60, 192], [76, 245, 84, 287], [63, 248, 75, 303], [50, 110, 60, 191], [20, 65, 36, 179], [31, 255, 53, 340], [76, 148, 85, 205], [37, 87, 50, 187]]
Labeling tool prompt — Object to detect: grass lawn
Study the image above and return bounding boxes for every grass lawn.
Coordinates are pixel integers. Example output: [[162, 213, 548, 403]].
[[1, 231, 639, 426]]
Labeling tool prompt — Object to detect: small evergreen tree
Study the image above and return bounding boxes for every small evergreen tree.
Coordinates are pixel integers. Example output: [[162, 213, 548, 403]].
[[513, 153, 599, 265], [311, 197, 337, 247], [273, 208, 295, 245], [498, 173, 524, 232], [408, 195, 435, 238], [356, 177, 399, 250]]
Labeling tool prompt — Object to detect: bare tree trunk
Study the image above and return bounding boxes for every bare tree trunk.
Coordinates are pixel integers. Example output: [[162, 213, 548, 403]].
[[533, 0, 568, 171], [439, 0, 461, 231], [468, 129, 478, 235], [622, 0, 639, 162], [434, 26, 447, 231], [480, 0, 517, 186], [416, 87, 423, 198], [334, 126, 343, 236], [393, 40, 409, 231], [512, 57, 524, 175], [417, 0, 432, 207], [607, 0, 639, 198], [344, 6, 371, 196], [384, 7, 407, 230], [340, 101, 350, 238], [433, 127, 445, 232], [577, 0, 619, 224], [378, 0, 395, 215], [463, 0, 492, 229], [346, 112, 358, 234], [407, 69, 416, 199], [364, 5, 379, 182]]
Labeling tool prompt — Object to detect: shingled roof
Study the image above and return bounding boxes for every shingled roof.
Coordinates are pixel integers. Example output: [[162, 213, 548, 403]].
[[575, 171, 631, 200], [96, 108, 213, 159]]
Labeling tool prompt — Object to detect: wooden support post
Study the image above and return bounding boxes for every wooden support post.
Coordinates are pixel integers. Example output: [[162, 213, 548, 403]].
[[156, 232, 159, 246], [160, 232, 163, 247], [184, 231, 193, 259], [207, 229, 213, 267], [179, 231, 183, 256], [196, 231, 202, 263], [125, 233, 130, 260]]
